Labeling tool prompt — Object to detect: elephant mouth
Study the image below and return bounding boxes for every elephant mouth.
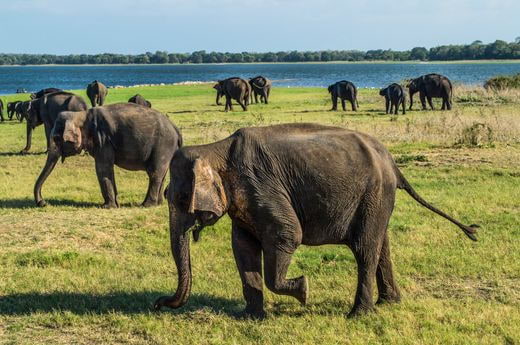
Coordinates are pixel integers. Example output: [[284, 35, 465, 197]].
[[61, 141, 81, 157]]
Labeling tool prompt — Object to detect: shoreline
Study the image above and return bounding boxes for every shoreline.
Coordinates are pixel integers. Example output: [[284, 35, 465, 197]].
[[1, 60, 520, 67]]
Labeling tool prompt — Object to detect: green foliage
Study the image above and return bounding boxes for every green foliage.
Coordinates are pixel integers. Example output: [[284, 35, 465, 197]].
[[484, 73, 520, 90], [1, 40, 520, 65]]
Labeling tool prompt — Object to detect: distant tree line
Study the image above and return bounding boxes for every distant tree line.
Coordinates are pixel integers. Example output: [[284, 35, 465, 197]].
[[1, 40, 520, 65]]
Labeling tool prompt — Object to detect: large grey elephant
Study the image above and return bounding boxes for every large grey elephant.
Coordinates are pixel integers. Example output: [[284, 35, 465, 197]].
[[128, 94, 152, 108], [380, 83, 406, 115], [249, 76, 272, 104], [215, 77, 251, 111], [36, 103, 182, 208], [22, 92, 87, 153], [408, 73, 453, 110], [86, 80, 108, 107], [154, 123, 478, 319], [328, 80, 358, 111]]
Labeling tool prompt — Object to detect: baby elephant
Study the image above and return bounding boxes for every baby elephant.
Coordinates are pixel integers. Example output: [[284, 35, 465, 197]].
[[128, 94, 152, 108], [35, 103, 182, 208], [380, 83, 406, 115], [328, 80, 358, 111]]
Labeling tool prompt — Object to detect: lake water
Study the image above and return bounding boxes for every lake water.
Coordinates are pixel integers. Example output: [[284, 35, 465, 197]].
[[1, 62, 520, 95]]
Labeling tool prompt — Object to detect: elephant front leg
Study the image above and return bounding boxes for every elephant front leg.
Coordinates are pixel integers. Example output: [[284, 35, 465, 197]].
[[427, 96, 435, 110], [330, 96, 338, 111], [95, 156, 119, 208], [232, 223, 265, 319], [261, 219, 307, 306], [419, 92, 427, 110]]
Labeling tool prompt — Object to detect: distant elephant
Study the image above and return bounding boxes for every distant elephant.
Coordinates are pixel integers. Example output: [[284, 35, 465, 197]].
[[86, 80, 108, 107], [154, 123, 478, 319], [30, 88, 63, 100], [0, 98, 4, 121], [17, 101, 32, 122], [249, 76, 272, 104], [216, 77, 251, 111], [36, 103, 182, 208], [380, 83, 406, 115], [128, 94, 152, 108], [22, 92, 87, 153], [7, 101, 21, 121], [328, 80, 358, 111], [408, 73, 453, 110]]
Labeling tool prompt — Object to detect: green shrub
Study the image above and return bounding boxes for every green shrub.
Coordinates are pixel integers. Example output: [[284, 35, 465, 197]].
[[484, 73, 520, 90]]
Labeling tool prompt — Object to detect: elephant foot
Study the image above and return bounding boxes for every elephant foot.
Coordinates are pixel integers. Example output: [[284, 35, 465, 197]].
[[36, 199, 47, 207], [141, 199, 159, 208], [101, 202, 119, 209], [346, 303, 375, 319], [376, 291, 401, 305], [295, 276, 308, 306], [20, 149, 30, 154], [242, 307, 267, 320]]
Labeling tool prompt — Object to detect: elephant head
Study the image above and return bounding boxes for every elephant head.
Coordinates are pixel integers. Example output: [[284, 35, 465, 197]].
[[379, 87, 388, 96], [51, 111, 88, 159], [155, 151, 228, 310], [407, 77, 422, 109]]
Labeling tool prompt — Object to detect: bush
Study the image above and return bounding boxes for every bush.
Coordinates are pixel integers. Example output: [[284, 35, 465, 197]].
[[484, 73, 520, 90]]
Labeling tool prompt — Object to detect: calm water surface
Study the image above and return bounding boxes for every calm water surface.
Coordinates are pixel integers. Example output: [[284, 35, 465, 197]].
[[1, 63, 519, 95]]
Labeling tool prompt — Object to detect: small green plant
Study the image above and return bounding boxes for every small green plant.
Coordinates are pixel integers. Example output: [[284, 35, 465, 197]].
[[395, 154, 428, 165], [484, 73, 520, 90]]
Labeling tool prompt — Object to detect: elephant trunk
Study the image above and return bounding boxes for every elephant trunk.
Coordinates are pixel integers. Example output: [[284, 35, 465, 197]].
[[155, 207, 194, 310], [34, 146, 61, 207]]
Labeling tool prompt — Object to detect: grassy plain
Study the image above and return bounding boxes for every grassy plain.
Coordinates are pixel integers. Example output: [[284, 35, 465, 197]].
[[0, 85, 519, 344]]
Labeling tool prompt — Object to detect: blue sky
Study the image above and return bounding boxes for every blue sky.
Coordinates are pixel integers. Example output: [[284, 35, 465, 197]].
[[2, 0, 519, 54]]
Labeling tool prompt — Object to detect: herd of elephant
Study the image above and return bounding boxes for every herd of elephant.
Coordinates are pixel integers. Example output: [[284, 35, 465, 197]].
[[0, 72, 475, 320], [210, 73, 453, 114]]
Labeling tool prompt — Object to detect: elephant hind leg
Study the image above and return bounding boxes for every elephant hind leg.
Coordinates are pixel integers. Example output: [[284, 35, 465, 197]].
[[347, 193, 393, 317], [142, 163, 169, 207], [376, 233, 400, 304]]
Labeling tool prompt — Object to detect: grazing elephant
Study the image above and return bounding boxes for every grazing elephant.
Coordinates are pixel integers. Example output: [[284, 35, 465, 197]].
[[22, 92, 87, 154], [328, 80, 358, 111], [128, 94, 152, 108], [249, 76, 272, 104], [86, 80, 108, 107], [154, 123, 478, 319], [380, 83, 406, 115], [408, 73, 453, 111], [0, 98, 4, 121], [30, 88, 63, 100], [216, 77, 251, 111], [36, 103, 182, 208]]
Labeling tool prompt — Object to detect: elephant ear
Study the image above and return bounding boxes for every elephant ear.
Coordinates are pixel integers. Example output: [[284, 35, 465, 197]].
[[62, 118, 82, 150], [188, 158, 227, 217], [88, 112, 114, 152]]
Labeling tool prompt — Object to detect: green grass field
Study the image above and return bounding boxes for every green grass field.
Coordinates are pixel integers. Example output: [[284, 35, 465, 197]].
[[0, 85, 519, 344]]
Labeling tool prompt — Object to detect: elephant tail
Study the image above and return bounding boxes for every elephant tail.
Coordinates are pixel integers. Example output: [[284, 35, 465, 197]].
[[393, 163, 478, 241]]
